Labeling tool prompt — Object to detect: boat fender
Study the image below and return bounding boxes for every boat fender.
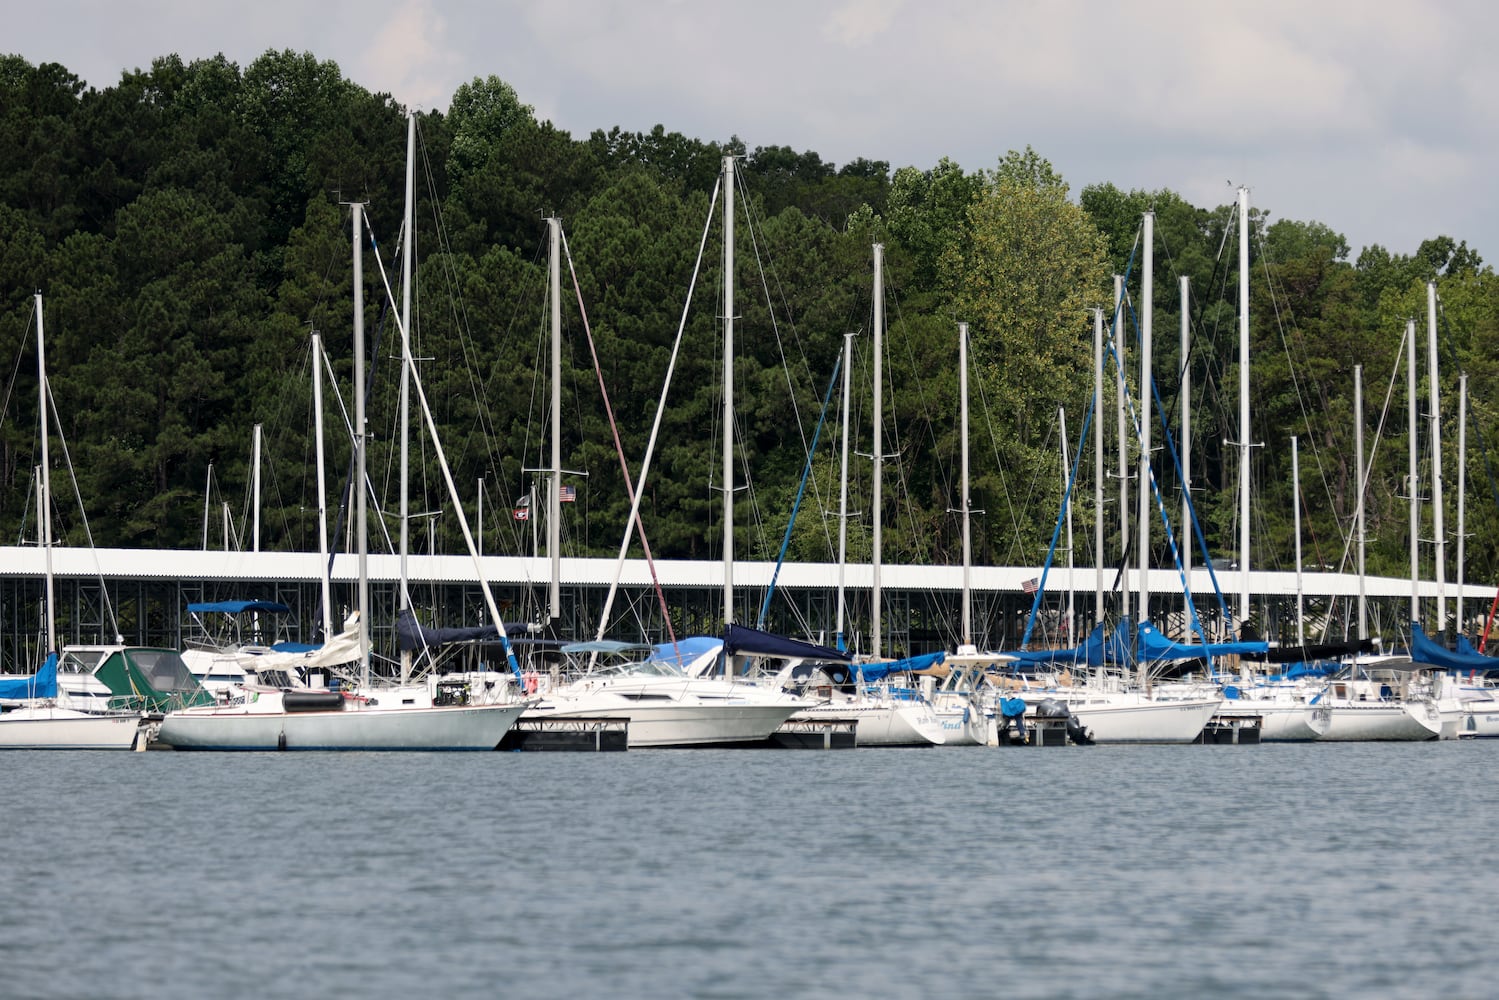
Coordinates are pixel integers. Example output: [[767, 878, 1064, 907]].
[[283, 690, 346, 713], [522, 671, 540, 695]]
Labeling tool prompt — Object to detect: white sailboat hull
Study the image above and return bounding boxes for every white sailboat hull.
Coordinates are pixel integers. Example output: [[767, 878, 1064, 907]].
[[1316, 701, 1441, 741], [529, 701, 800, 747], [1217, 700, 1330, 741], [158, 699, 526, 750], [1036, 695, 1222, 744], [791, 699, 946, 746], [0, 707, 142, 750]]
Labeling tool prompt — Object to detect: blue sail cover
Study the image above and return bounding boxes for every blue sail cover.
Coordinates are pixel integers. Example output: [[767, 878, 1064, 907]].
[[1009, 623, 1107, 666], [723, 624, 852, 662], [1411, 622, 1499, 673], [396, 608, 501, 651], [0, 652, 58, 700], [187, 600, 291, 615], [1135, 620, 1269, 660], [856, 651, 946, 682]]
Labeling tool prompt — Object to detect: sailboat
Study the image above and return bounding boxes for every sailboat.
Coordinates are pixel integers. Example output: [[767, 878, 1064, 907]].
[[525, 159, 811, 746], [157, 115, 528, 750], [0, 294, 144, 750], [778, 297, 945, 746]]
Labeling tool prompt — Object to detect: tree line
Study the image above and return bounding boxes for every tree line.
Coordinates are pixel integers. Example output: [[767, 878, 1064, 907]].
[[3, 50, 1497, 630]]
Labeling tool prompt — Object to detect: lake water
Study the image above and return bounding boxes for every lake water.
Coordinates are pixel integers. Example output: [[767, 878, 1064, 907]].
[[3, 741, 1494, 999]]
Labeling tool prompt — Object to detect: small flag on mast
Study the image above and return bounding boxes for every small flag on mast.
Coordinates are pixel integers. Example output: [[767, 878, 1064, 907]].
[[559, 484, 577, 503], [512, 493, 530, 521], [1021, 577, 1039, 594]]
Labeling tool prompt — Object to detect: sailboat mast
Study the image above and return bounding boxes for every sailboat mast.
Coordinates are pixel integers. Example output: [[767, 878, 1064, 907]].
[[1355, 364, 1367, 639], [1059, 406, 1074, 644], [1093, 307, 1104, 626], [1138, 211, 1153, 635], [352, 202, 371, 688], [548, 215, 562, 623], [1292, 435, 1304, 647], [1428, 281, 1445, 632], [1179, 275, 1192, 626], [960, 323, 972, 651], [312, 331, 333, 640], [252, 423, 261, 553], [35, 293, 55, 655], [1237, 186, 1251, 631], [1458, 373, 1468, 634], [399, 111, 414, 681], [1407, 318, 1419, 626], [872, 243, 885, 659], [836, 332, 853, 650], [1114, 273, 1129, 625], [721, 154, 735, 630]]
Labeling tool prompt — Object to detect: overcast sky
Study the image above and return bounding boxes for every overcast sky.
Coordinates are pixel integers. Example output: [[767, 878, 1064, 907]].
[[19, 0, 1498, 264]]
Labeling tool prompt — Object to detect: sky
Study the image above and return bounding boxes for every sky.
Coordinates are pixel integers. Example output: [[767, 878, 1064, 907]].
[[17, 0, 1499, 263]]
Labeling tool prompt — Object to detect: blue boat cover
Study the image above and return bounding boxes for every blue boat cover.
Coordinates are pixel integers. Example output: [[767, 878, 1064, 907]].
[[0, 652, 58, 700], [187, 600, 291, 615], [856, 651, 946, 682], [1134, 619, 1269, 660], [723, 624, 851, 662], [396, 608, 500, 650], [1411, 621, 1499, 673], [1008, 623, 1107, 666]]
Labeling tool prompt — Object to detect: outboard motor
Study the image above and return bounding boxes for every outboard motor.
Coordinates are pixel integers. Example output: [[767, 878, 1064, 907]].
[[1034, 697, 1093, 745], [998, 697, 1028, 745]]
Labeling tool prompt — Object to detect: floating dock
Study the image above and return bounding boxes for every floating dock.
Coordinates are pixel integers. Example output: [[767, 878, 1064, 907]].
[[1195, 715, 1263, 745], [498, 717, 628, 751], [768, 717, 858, 749], [997, 716, 1071, 746]]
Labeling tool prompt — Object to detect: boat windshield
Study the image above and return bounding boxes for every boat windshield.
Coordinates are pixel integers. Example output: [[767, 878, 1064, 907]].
[[593, 659, 685, 678]]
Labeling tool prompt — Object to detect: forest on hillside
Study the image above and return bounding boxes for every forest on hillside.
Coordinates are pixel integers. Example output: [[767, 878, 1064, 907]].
[[3, 50, 1498, 626]]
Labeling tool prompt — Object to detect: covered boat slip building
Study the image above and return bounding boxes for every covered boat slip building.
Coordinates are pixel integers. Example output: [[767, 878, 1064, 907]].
[[0, 545, 1482, 670]]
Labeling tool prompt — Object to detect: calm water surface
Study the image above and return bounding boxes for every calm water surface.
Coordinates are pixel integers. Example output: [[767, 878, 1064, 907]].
[[2, 741, 1494, 999]]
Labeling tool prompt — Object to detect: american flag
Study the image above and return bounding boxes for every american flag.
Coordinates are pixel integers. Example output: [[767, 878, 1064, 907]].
[[1021, 577, 1039, 594], [559, 484, 577, 503]]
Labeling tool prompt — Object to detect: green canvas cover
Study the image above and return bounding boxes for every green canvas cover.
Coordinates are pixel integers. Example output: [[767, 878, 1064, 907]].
[[94, 647, 216, 712]]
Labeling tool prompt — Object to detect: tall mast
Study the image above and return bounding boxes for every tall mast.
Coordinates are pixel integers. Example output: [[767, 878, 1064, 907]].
[[548, 215, 562, 623], [312, 331, 333, 640], [1355, 364, 1367, 639], [352, 203, 370, 688], [836, 332, 854, 651], [721, 154, 735, 630], [1093, 307, 1104, 625], [1060, 406, 1074, 643], [1458, 373, 1468, 636], [1114, 273, 1129, 624], [399, 111, 415, 682], [1428, 281, 1445, 633], [1138, 211, 1153, 635], [251, 423, 262, 553], [1407, 318, 1419, 626], [1292, 435, 1304, 647], [872, 243, 885, 658], [35, 293, 55, 656], [1179, 275, 1192, 627], [959, 323, 973, 652], [1237, 186, 1251, 632]]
